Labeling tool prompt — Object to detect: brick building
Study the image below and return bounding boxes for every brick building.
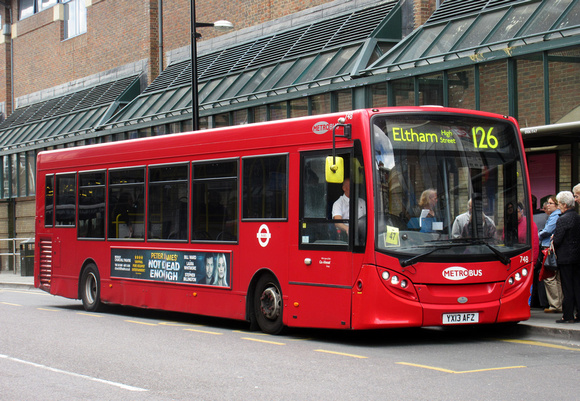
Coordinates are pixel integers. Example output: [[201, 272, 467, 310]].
[[0, 0, 579, 271]]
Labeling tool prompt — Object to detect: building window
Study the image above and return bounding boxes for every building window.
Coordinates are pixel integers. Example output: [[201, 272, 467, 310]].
[[19, 0, 63, 20], [10, 154, 17, 198], [18, 153, 26, 197], [40, 0, 58, 11], [64, 0, 87, 39], [312, 94, 331, 115], [290, 98, 308, 118], [19, 0, 35, 19]]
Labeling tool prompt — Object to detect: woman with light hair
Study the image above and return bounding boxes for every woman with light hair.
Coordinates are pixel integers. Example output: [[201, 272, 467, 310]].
[[552, 191, 580, 323], [417, 188, 439, 233], [418, 189, 437, 216]]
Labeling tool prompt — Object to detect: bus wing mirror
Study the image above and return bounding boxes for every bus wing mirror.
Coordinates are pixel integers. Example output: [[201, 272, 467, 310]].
[[325, 156, 344, 183]]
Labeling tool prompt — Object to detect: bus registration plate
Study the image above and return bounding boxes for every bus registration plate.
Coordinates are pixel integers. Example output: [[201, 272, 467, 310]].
[[442, 312, 479, 325]]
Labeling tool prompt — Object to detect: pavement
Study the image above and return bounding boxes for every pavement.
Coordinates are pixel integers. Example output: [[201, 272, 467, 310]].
[[2, 269, 580, 343]]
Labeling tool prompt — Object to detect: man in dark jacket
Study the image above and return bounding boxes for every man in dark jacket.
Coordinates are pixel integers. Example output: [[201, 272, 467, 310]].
[[552, 191, 580, 323]]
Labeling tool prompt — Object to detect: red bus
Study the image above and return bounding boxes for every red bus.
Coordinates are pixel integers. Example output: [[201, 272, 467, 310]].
[[34, 107, 533, 334]]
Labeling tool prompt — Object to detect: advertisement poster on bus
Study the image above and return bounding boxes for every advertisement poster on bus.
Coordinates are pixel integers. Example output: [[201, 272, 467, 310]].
[[111, 248, 231, 287]]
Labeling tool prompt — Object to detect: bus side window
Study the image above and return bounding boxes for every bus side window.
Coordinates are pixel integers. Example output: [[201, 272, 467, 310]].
[[192, 160, 238, 242], [148, 164, 188, 241], [242, 155, 288, 220], [55, 173, 76, 227], [108, 168, 145, 239], [78, 171, 106, 239], [45, 175, 54, 227]]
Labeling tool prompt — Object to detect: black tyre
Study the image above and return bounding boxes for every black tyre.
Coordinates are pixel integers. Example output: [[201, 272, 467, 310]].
[[80, 264, 102, 312], [253, 274, 284, 334]]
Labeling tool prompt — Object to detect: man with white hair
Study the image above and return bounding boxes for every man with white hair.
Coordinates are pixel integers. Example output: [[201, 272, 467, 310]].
[[451, 199, 496, 239]]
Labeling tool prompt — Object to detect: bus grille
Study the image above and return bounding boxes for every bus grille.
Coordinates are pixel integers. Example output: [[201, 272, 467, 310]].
[[39, 239, 53, 288]]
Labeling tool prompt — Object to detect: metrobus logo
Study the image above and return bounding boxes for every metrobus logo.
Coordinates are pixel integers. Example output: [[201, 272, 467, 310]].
[[442, 266, 482, 281], [312, 121, 335, 135]]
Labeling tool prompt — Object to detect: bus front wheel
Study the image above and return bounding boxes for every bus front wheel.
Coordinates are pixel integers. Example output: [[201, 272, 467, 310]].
[[253, 274, 283, 334], [80, 264, 101, 312]]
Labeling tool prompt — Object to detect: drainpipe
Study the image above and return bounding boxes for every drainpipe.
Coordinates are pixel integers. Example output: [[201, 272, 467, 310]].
[[158, 0, 164, 74], [1, 1, 14, 115]]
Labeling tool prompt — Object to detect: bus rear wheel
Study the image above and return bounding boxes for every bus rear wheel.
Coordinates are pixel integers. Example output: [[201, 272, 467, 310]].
[[254, 274, 283, 334], [80, 264, 101, 312]]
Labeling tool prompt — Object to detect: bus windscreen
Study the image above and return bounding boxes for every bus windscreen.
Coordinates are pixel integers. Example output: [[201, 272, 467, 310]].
[[373, 114, 528, 260]]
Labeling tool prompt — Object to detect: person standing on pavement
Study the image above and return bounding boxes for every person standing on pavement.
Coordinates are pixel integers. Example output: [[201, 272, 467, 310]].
[[551, 191, 580, 323], [538, 195, 562, 313], [573, 183, 580, 205]]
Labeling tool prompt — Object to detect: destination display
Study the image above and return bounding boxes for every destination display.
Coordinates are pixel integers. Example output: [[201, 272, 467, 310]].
[[390, 124, 508, 150], [377, 116, 515, 153], [111, 248, 231, 287]]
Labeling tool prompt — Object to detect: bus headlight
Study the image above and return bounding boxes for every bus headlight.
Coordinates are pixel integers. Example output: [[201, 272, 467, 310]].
[[515, 272, 521, 281], [377, 268, 418, 301], [508, 277, 514, 285], [522, 268, 528, 277]]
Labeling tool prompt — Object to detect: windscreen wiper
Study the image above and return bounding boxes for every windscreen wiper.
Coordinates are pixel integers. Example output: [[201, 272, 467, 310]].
[[400, 246, 451, 267], [400, 238, 511, 267], [479, 241, 511, 266], [426, 238, 511, 266]]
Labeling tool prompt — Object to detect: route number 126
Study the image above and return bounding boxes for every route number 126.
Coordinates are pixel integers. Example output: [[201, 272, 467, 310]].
[[472, 127, 498, 149]]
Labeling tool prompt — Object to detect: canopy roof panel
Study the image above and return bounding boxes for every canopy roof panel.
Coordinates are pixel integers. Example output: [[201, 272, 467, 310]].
[[365, 0, 580, 76], [0, 75, 141, 153]]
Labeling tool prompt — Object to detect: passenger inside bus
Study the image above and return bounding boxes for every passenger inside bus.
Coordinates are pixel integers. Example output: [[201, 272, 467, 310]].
[[407, 188, 443, 233], [451, 198, 496, 239]]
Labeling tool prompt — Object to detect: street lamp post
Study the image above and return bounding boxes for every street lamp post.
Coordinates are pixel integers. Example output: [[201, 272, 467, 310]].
[[190, 1, 233, 131]]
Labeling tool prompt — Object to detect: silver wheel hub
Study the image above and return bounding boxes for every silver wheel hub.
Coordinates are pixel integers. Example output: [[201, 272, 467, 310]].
[[260, 287, 281, 320]]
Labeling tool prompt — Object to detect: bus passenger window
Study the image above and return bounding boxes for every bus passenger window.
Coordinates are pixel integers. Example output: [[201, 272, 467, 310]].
[[148, 164, 188, 241], [55, 173, 76, 226], [242, 155, 288, 220], [45, 175, 54, 227], [78, 171, 105, 239], [192, 160, 238, 242], [108, 168, 145, 239]]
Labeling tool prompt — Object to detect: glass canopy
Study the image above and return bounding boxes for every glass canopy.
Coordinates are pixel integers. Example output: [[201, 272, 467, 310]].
[[366, 0, 580, 75], [0, 76, 141, 153]]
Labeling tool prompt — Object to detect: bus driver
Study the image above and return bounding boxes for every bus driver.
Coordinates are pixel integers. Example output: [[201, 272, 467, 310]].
[[332, 178, 366, 235]]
